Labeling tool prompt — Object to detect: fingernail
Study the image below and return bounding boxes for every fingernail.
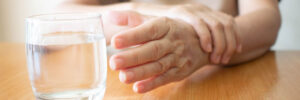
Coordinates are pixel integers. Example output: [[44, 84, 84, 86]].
[[110, 57, 123, 70], [119, 72, 126, 82], [119, 71, 134, 83], [109, 59, 116, 70], [207, 44, 212, 52], [133, 85, 139, 92], [134, 85, 144, 93]]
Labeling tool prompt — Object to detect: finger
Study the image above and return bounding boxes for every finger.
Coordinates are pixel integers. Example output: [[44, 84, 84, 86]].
[[222, 26, 237, 64], [105, 10, 144, 27], [216, 12, 242, 53], [133, 68, 181, 93], [211, 12, 237, 64], [111, 17, 171, 49], [192, 18, 213, 53], [201, 14, 226, 64], [109, 39, 173, 70], [119, 53, 177, 83], [195, 20, 212, 53], [233, 22, 243, 53], [167, 11, 212, 53]]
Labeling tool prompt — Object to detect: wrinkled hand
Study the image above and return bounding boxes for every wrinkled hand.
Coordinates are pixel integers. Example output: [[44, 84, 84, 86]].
[[167, 4, 242, 64], [107, 11, 209, 93]]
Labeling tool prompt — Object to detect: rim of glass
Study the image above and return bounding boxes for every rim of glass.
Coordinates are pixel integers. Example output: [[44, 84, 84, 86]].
[[26, 12, 102, 22]]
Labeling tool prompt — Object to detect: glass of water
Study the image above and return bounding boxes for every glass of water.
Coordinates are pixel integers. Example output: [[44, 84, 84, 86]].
[[25, 13, 107, 100]]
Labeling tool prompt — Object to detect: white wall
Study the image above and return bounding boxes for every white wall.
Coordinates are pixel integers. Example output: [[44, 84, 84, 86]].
[[0, 0, 63, 42], [0, 0, 299, 50], [272, 0, 300, 50]]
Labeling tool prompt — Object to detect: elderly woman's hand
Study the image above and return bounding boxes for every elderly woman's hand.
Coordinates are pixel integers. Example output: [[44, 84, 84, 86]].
[[167, 4, 242, 64], [107, 11, 209, 93]]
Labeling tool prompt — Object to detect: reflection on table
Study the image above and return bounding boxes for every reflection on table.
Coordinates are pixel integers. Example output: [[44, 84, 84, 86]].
[[0, 43, 300, 100]]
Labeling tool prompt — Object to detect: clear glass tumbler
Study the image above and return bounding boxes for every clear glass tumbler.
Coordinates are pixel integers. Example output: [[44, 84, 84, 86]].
[[25, 13, 107, 100]]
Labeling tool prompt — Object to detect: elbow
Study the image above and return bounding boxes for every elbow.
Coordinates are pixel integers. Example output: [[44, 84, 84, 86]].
[[273, 8, 282, 35], [255, 7, 282, 48], [267, 8, 282, 48]]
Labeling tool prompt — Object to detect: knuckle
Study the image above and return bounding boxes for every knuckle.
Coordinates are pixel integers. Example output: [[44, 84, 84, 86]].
[[197, 18, 205, 25], [173, 41, 185, 55], [151, 17, 170, 39], [156, 61, 165, 73], [149, 23, 159, 40], [169, 54, 177, 66], [164, 39, 174, 53], [152, 42, 162, 59], [223, 20, 234, 29], [131, 51, 140, 64], [210, 21, 223, 29], [197, 18, 205, 23], [140, 66, 146, 79], [192, 18, 205, 28], [173, 53, 180, 64]]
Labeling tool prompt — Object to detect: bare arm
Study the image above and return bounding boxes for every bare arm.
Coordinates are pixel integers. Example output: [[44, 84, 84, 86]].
[[55, 0, 136, 13], [229, 0, 281, 65], [56, 0, 281, 65], [56, 0, 171, 13], [122, 0, 281, 65], [56, 0, 281, 93], [55, 0, 173, 43]]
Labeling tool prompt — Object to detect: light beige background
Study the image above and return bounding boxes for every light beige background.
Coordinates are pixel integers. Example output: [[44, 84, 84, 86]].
[[0, 0, 299, 50], [0, 0, 63, 42]]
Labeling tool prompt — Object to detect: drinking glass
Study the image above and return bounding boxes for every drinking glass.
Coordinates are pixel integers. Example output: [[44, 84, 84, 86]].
[[25, 13, 107, 100]]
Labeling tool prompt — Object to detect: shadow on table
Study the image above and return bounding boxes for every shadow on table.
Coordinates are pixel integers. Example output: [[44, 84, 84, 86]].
[[142, 51, 279, 100]]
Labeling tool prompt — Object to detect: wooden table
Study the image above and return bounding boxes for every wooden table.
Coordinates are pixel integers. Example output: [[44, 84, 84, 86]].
[[1, 43, 300, 100]]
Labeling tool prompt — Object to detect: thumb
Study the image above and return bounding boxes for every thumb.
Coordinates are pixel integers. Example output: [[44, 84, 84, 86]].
[[104, 10, 148, 27]]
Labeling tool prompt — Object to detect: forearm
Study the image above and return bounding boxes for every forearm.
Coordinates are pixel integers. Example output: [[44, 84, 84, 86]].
[[55, 1, 171, 14], [54, 2, 173, 44], [137, 4, 281, 66], [130, 3, 281, 66], [55, 1, 281, 66], [227, 8, 281, 65], [55, 1, 136, 13]]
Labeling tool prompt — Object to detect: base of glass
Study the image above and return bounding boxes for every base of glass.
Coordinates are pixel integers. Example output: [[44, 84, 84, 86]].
[[35, 87, 106, 100]]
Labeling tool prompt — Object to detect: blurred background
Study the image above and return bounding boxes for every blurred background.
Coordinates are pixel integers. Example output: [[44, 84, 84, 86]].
[[0, 0, 299, 50]]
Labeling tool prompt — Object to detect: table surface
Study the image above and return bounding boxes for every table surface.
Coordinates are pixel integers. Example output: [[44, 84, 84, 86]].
[[1, 43, 300, 100]]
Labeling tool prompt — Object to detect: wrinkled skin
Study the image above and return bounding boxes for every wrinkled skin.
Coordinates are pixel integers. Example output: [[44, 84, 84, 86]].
[[107, 11, 209, 93], [167, 4, 241, 64]]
